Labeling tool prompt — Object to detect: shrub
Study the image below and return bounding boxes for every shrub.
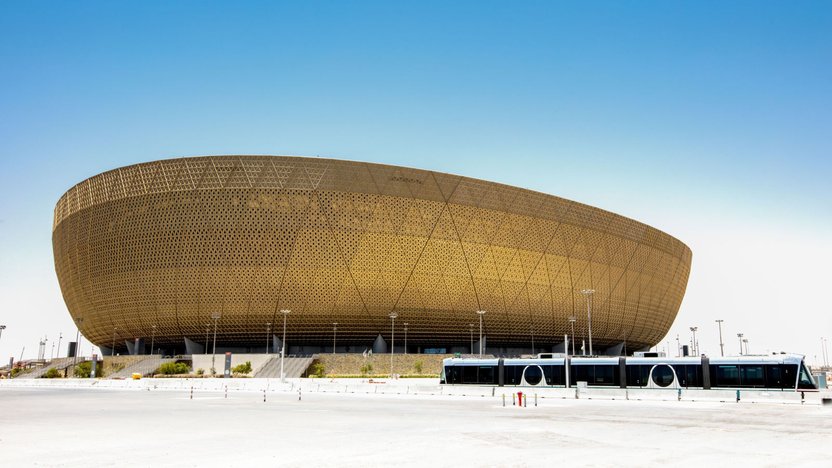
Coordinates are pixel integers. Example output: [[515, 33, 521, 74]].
[[308, 362, 325, 378], [232, 361, 252, 374], [413, 360, 423, 374], [157, 362, 190, 375], [196, 368, 205, 376], [73, 361, 96, 378], [43, 368, 61, 379], [11, 368, 24, 378], [360, 363, 373, 375]]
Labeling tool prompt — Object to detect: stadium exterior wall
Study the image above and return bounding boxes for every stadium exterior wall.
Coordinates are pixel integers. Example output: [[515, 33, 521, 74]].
[[52, 155, 692, 355]]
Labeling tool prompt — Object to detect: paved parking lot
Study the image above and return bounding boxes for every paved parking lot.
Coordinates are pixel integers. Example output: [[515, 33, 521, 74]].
[[1, 387, 830, 467]]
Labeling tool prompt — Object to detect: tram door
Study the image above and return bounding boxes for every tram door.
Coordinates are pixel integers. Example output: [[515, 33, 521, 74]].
[[647, 364, 678, 389]]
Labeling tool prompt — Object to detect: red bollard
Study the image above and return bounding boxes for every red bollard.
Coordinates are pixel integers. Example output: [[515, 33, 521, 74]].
[[517, 391, 523, 407]]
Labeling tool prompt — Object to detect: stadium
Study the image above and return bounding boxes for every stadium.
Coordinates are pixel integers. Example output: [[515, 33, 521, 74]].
[[52, 156, 691, 356]]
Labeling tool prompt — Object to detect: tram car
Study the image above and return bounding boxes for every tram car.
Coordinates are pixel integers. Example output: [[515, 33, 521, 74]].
[[440, 353, 818, 391]]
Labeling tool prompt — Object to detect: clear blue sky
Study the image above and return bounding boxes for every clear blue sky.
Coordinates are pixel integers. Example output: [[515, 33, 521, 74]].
[[1, 1, 830, 361]]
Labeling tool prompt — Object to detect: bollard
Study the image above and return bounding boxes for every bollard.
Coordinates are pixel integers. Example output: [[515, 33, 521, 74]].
[[736, 390, 740, 403], [190, 386, 193, 400], [298, 388, 302, 401], [535, 393, 537, 407], [502, 394, 506, 407], [264, 389, 267, 403], [512, 393, 516, 406], [492, 387, 495, 397], [678, 388, 682, 401], [225, 385, 228, 399]]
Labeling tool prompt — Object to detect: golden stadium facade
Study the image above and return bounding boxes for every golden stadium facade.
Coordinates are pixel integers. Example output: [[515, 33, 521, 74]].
[[53, 156, 691, 355]]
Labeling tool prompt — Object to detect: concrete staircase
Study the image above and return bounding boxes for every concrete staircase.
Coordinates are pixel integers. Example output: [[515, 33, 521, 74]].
[[254, 356, 314, 378], [108, 356, 178, 379], [18, 357, 78, 379]]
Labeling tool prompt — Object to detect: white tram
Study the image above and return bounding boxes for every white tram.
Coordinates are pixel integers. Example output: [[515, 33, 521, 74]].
[[440, 353, 819, 391]]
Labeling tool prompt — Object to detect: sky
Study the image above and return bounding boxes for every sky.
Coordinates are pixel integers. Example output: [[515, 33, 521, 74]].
[[1, 1, 830, 364]]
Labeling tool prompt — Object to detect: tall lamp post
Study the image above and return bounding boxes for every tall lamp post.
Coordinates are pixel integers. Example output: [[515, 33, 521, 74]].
[[389, 312, 397, 378], [403, 323, 408, 355], [332, 322, 338, 354], [265, 322, 272, 354], [715, 319, 725, 357], [204, 324, 210, 354], [210, 313, 221, 374], [580, 290, 595, 355], [476, 310, 486, 356], [737, 333, 744, 355], [72, 318, 83, 376], [150, 325, 156, 356], [568, 316, 577, 355], [111, 327, 117, 356], [823, 337, 829, 368], [280, 309, 290, 383], [469, 324, 474, 354], [742, 338, 749, 355], [56, 333, 63, 359], [689, 326, 698, 356]]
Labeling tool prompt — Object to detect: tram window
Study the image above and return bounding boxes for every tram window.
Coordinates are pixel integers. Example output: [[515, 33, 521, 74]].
[[626, 365, 650, 387], [765, 365, 783, 388], [651, 365, 674, 387], [505, 366, 523, 385], [543, 365, 563, 385], [783, 364, 797, 389], [478, 366, 495, 384], [445, 366, 460, 384], [462, 366, 478, 383], [714, 365, 739, 387], [573, 365, 591, 384], [524, 366, 543, 385], [740, 365, 765, 387], [595, 365, 616, 386]]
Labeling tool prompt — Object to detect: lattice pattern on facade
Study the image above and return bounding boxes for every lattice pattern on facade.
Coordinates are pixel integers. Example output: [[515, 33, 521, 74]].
[[53, 156, 692, 352]]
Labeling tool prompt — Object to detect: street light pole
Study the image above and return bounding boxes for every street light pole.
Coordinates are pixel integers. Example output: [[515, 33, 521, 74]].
[[568, 316, 577, 355], [476, 310, 486, 357], [211, 313, 221, 374], [469, 324, 474, 354], [72, 318, 83, 376], [150, 325, 156, 356], [743, 338, 749, 355], [389, 312, 397, 378], [332, 322, 338, 354], [403, 323, 408, 355], [280, 309, 290, 383], [689, 326, 698, 356], [265, 322, 272, 354], [111, 327, 117, 356], [56, 333, 63, 359], [580, 290, 595, 355], [737, 333, 744, 355], [715, 320, 725, 357]]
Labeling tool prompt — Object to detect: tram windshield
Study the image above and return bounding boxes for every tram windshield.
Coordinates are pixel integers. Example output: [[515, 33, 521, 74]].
[[797, 361, 817, 390]]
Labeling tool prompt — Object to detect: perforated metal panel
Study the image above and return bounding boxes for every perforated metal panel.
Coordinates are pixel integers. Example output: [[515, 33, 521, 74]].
[[52, 156, 692, 352]]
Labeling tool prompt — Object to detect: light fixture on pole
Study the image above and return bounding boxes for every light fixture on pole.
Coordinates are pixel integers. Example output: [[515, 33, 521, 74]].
[[737, 333, 744, 355], [150, 325, 156, 356], [403, 323, 408, 355], [580, 289, 595, 355], [204, 324, 210, 355], [715, 319, 725, 357], [469, 324, 474, 354], [742, 338, 749, 355], [389, 312, 397, 378], [332, 322, 338, 354], [689, 326, 698, 356], [675, 334, 681, 357], [568, 316, 577, 355], [265, 322, 272, 354], [211, 313, 221, 374], [111, 327, 117, 356], [280, 309, 290, 383], [56, 332, 63, 359]]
